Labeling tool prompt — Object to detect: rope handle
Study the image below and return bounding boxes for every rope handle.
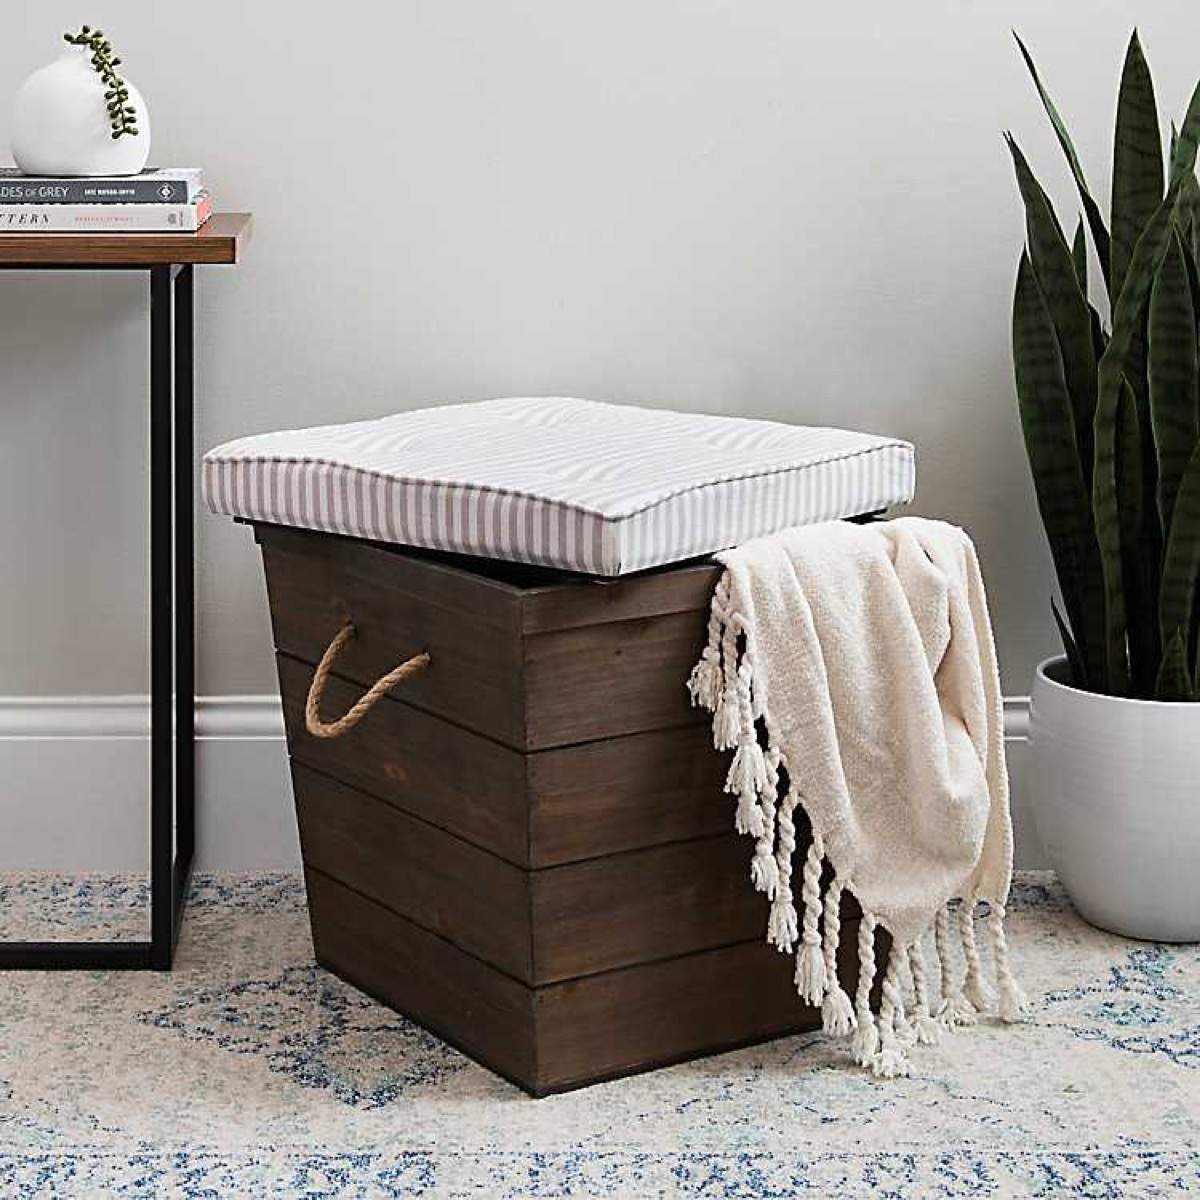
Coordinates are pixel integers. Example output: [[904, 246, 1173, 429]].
[[305, 622, 431, 739]]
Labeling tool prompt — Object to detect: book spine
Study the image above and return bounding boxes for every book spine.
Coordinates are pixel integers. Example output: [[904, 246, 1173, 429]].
[[0, 194, 212, 233], [0, 178, 202, 204]]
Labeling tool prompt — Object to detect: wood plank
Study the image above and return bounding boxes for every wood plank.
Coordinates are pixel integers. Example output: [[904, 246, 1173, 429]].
[[289, 749, 843, 986], [278, 654, 530, 865], [257, 524, 720, 750], [305, 868, 866, 1097], [293, 765, 532, 979], [261, 540, 527, 748], [519, 561, 720, 634], [527, 722, 728, 866], [532, 834, 769, 982], [0, 212, 252, 265], [532, 930, 864, 1094], [255, 523, 526, 633], [523, 610, 705, 748], [304, 869, 538, 1090]]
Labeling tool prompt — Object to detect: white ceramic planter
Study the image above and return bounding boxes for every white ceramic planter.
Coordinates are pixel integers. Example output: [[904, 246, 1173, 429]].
[[10, 45, 150, 177], [1029, 656, 1200, 941]]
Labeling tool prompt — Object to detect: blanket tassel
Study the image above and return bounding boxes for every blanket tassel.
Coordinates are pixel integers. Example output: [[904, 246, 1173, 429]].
[[872, 943, 911, 1078], [934, 903, 977, 1028], [960, 898, 990, 1013], [988, 902, 1029, 1023], [850, 913, 880, 1066], [820, 876, 856, 1037], [793, 835, 828, 1005], [686, 577, 728, 712], [749, 749, 781, 899], [906, 938, 940, 1046], [766, 784, 799, 951]]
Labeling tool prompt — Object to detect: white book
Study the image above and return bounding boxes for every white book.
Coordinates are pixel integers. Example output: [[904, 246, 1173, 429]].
[[0, 190, 212, 233]]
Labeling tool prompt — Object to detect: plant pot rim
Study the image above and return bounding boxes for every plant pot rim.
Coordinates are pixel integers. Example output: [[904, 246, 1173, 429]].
[[1036, 655, 1200, 709]]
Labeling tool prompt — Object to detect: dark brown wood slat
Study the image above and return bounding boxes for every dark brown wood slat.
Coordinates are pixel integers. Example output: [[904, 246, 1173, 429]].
[[0, 212, 252, 265], [261, 540, 527, 748], [523, 610, 706, 749], [304, 869, 865, 1097], [519, 561, 721, 634], [254, 524, 526, 632], [278, 656, 728, 870], [304, 869, 538, 1090], [531, 834, 769, 983], [532, 930, 869, 1094], [293, 765, 533, 979], [527, 722, 728, 866], [278, 655, 530, 865]]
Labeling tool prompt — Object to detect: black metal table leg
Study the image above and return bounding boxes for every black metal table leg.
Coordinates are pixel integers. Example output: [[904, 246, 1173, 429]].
[[149, 265, 176, 968], [172, 265, 196, 948], [0, 262, 197, 971]]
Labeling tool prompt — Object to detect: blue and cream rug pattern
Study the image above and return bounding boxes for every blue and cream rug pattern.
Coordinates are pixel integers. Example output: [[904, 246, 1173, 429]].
[[1, 872, 1198, 1197]]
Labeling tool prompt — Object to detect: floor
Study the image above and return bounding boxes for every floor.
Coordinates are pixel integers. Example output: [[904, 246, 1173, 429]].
[[0, 872, 1197, 1199]]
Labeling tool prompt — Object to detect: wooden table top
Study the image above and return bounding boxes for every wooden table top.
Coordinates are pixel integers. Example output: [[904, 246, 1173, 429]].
[[0, 212, 253, 266]]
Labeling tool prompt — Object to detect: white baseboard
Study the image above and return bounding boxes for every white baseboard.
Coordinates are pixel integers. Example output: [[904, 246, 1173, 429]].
[[0, 694, 296, 872], [0, 694, 1042, 872]]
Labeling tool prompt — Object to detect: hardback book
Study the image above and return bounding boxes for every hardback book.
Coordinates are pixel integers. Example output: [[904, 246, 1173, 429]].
[[0, 167, 204, 205], [0, 190, 213, 233]]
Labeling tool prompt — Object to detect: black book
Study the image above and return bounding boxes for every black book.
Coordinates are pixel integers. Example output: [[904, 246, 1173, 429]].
[[0, 167, 204, 205]]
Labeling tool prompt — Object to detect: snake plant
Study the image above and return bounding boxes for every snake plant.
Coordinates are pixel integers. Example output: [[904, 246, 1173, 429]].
[[1010, 30, 1200, 700]]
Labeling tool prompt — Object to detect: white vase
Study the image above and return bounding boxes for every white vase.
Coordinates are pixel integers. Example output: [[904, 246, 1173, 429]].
[[1029, 655, 1200, 941], [10, 45, 150, 177]]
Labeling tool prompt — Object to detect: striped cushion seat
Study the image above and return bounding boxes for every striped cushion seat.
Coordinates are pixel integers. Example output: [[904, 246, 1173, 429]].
[[203, 397, 916, 576]]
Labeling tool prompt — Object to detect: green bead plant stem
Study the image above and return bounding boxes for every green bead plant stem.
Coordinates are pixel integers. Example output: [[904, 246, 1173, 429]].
[[63, 25, 139, 139]]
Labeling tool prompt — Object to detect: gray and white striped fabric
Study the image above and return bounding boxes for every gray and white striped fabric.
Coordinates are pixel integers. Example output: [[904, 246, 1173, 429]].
[[203, 397, 916, 576]]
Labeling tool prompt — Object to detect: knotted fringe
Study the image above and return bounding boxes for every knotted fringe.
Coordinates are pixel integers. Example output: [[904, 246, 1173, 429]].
[[906, 939, 940, 1046], [820, 878, 857, 1036], [749, 748, 781, 899], [692, 567, 1028, 1078], [766, 784, 800, 951], [987, 902, 1029, 1023], [960, 898, 990, 1013], [850, 913, 879, 1066], [873, 943, 910, 1078], [686, 575, 729, 712], [934, 903, 977, 1028], [793, 832, 827, 1004], [714, 607, 744, 752]]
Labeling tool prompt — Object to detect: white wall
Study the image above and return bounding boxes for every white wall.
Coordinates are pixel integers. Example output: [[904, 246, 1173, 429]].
[[1, 1, 1197, 869]]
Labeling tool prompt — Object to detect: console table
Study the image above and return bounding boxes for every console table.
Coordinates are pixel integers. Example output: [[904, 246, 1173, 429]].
[[0, 213, 253, 970]]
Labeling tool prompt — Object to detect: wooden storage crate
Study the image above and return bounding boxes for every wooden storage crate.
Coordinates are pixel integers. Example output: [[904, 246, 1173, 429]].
[[253, 521, 869, 1095]]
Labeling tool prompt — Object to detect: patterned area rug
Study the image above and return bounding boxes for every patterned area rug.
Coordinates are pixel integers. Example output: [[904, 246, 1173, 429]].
[[1, 872, 1198, 1198]]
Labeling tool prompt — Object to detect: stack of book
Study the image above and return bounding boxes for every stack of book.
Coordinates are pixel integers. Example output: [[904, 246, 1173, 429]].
[[0, 167, 210, 232]]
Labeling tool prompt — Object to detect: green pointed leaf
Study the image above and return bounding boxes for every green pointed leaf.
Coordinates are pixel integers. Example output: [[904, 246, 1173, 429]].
[[1092, 94, 1200, 692], [1116, 382, 1161, 695], [1149, 230, 1200, 536], [1155, 627, 1194, 699], [1177, 220, 1200, 320], [1071, 219, 1088, 293], [1051, 595, 1087, 687], [1007, 135, 1099, 488], [1160, 441, 1200, 650], [1092, 185, 1191, 695], [1170, 79, 1200, 184], [1014, 31, 1113, 294], [1013, 252, 1105, 688], [1111, 32, 1164, 302], [1089, 303, 1109, 361]]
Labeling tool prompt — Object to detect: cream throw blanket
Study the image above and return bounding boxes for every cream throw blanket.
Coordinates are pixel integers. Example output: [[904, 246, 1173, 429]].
[[688, 517, 1027, 1078]]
